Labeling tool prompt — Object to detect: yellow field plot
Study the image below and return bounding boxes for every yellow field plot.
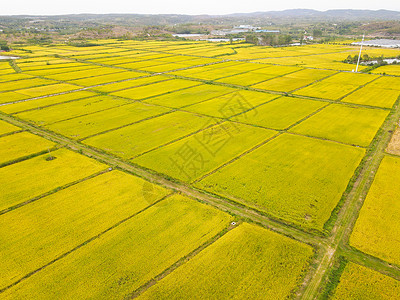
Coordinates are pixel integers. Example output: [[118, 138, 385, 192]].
[[253, 76, 316, 92], [16, 95, 132, 125], [367, 76, 400, 91], [46, 102, 170, 140], [0, 73, 34, 83], [0, 90, 96, 114], [221, 62, 267, 72], [142, 62, 191, 73], [88, 57, 138, 65], [145, 84, 237, 108], [67, 71, 143, 86], [179, 57, 222, 66], [290, 104, 388, 146], [0, 78, 55, 93], [181, 68, 243, 81], [322, 72, 379, 86], [0, 148, 106, 211], [15, 83, 81, 98], [342, 86, 400, 108], [19, 62, 81, 72], [0, 91, 30, 104], [234, 96, 327, 130], [294, 82, 359, 100], [17, 59, 73, 69], [195, 134, 365, 230], [0, 119, 21, 135], [0, 68, 16, 75], [91, 75, 168, 93], [371, 64, 400, 76], [350, 156, 400, 266], [215, 72, 276, 86], [184, 91, 279, 119], [84, 111, 217, 159], [157, 55, 203, 63], [26, 64, 101, 76], [255, 64, 303, 76], [139, 223, 313, 300], [46, 67, 124, 81], [116, 60, 170, 70], [0, 62, 11, 69], [2, 194, 232, 299], [332, 262, 400, 299], [133, 122, 276, 182], [0, 170, 170, 290], [0, 131, 56, 164], [112, 79, 200, 100]]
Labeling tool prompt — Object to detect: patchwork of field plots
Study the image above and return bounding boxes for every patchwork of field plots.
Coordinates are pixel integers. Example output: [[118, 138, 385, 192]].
[[1, 40, 400, 299], [195, 134, 365, 230]]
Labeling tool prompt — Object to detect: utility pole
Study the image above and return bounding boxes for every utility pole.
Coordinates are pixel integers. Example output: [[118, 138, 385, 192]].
[[355, 34, 365, 73]]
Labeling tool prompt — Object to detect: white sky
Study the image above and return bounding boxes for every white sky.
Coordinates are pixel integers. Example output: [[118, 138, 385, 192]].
[[1, 0, 399, 16]]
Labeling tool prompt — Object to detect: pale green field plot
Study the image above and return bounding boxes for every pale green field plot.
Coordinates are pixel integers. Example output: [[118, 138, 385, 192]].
[[0, 148, 106, 211], [342, 86, 400, 108], [196, 134, 365, 230], [84, 111, 216, 159], [0, 119, 21, 135], [234, 96, 327, 130], [112, 79, 200, 100], [144, 84, 237, 108], [290, 104, 389, 146], [46, 102, 170, 140], [0, 90, 97, 114], [139, 223, 313, 300], [350, 156, 400, 266], [0, 170, 170, 290], [184, 90, 279, 119], [294, 82, 359, 100], [68, 71, 143, 86], [0, 132, 56, 164], [91, 75, 168, 93], [2, 194, 232, 299], [133, 122, 277, 182], [16, 83, 81, 98], [332, 262, 400, 299], [16, 95, 131, 125]]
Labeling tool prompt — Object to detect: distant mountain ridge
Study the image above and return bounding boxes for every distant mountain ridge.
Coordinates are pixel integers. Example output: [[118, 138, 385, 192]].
[[1, 9, 400, 26]]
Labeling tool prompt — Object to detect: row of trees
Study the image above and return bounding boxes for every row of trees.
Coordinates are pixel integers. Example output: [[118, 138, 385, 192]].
[[0, 40, 10, 51]]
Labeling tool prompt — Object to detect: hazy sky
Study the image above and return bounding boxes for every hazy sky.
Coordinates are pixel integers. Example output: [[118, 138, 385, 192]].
[[2, 0, 400, 15]]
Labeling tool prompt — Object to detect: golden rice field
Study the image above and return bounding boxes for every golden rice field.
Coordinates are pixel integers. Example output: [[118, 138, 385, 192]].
[[332, 262, 400, 299], [1, 39, 400, 299], [350, 155, 400, 266]]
